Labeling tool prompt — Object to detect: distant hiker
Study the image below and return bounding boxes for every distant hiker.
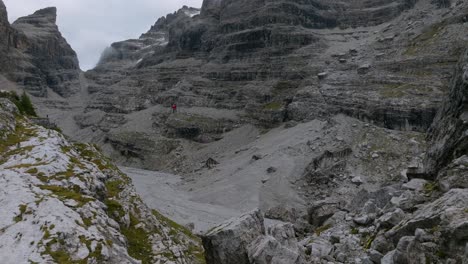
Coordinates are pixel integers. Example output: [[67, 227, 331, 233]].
[[172, 103, 177, 113]]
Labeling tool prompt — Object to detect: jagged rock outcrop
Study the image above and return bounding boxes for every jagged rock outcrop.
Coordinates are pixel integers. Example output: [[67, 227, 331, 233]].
[[0, 100, 204, 263], [0, 98, 17, 136], [202, 210, 265, 264], [11, 7, 80, 97], [202, 210, 307, 264], [0, 1, 80, 97], [424, 48, 468, 187], [0, 0, 28, 77], [248, 223, 306, 264], [382, 189, 468, 262]]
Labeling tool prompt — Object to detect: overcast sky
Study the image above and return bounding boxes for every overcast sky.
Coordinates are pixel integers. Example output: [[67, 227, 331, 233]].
[[4, 0, 203, 70]]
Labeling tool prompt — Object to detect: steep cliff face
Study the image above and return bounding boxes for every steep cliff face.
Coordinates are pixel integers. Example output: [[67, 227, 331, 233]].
[[11, 7, 81, 97], [424, 49, 468, 188], [72, 0, 467, 172], [0, 1, 81, 97], [0, 0, 27, 77]]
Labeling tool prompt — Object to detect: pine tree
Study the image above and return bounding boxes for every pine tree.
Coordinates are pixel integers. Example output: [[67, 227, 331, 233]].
[[19, 91, 37, 117]]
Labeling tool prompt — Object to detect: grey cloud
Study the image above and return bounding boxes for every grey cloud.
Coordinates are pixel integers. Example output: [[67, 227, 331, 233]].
[[3, 0, 203, 70]]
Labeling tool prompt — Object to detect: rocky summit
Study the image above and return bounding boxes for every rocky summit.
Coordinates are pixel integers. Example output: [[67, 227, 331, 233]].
[[0, 3, 80, 97], [1, 0, 468, 263]]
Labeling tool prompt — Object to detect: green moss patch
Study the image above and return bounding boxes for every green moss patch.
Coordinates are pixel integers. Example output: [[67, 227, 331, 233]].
[[315, 224, 332, 236], [121, 214, 153, 264], [14, 204, 28, 222], [39, 185, 94, 207], [263, 102, 283, 110]]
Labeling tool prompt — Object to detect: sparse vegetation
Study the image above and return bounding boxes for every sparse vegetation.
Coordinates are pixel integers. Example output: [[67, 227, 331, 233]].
[[315, 224, 332, 236], [0, 91, 37, 117], [404, 23, 444, 56], [263, 102, 283, 110], [0, 119, 38, 160], [121, 214, 153, 264], [14, 204, 28, 222], [350, 227, 359, 235], [424, 181, 439, 194], [38, 185, 94, 207]]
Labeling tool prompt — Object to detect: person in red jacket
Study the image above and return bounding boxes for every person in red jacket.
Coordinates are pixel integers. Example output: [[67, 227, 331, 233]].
[[171, 103, 177, 113]]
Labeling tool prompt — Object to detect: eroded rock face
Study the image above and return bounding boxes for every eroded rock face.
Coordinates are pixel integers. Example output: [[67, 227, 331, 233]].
[[0, 98, 17, 137], [0, 1, 80, 97], [12, 7, 80, 97], [202, 210, 265, 264], [425, 49, 468, 179], [248, 223, 306, 264], [202, 211, 308, 264]]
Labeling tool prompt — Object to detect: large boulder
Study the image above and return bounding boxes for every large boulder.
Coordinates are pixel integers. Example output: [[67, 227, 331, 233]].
[[202, 210, 265, 264]]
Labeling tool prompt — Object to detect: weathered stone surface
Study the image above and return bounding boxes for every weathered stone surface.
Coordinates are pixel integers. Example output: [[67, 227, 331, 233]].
[[425, 49, 468, 176], [12, 7, 80, 97], [0, 2, 80, 97], [307, 237, 333, 258], [248, 235, 305, 264], [308, 199, 340, 227], [0, 98, 18, 138], [387, 189, 468, 259], [376, 208, 406, 230], [202, 210, 265, 264], [248, 223, 305, 264], [402, 179, 428, 192]]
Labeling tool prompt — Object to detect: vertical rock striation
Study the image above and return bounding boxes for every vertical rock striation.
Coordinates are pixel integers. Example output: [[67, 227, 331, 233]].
[[12, 7, 80, 97]]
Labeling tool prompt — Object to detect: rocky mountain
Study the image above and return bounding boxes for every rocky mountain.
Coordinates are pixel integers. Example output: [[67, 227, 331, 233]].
[[201, 46, 468, 263], [0, 1, 80, 97], [0, 98, 204, 263], [53, 0, 465, 173], [1, 0, 468, 263]]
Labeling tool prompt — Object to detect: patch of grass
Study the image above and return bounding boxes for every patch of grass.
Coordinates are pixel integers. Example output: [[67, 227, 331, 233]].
[[105, 199, 125, 218], [350, 227, 359, 235], [152, 210, 198, 240], [121, 214, 153, 264], [106, 180, 124, 198], [53, 165, 75, 179], [187, 243, 206, 264], [88, 242, 104, 262], [429, 225, 440, 234], [436, 250, 448, 259], [43, 238, 74, 264], [424, 182, 439, 194], [362, 233, 377, 249], [14, 204, 28, 222], [6, 162, 48, 170], [315, 224, 332, 236], [263, 102, 283, 110], [36, 172, 48, 182], [82, 217, 93, 227], [0, 120, 38, 160], [39, 185, 93, 207], [26, 168, 38, 174]]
